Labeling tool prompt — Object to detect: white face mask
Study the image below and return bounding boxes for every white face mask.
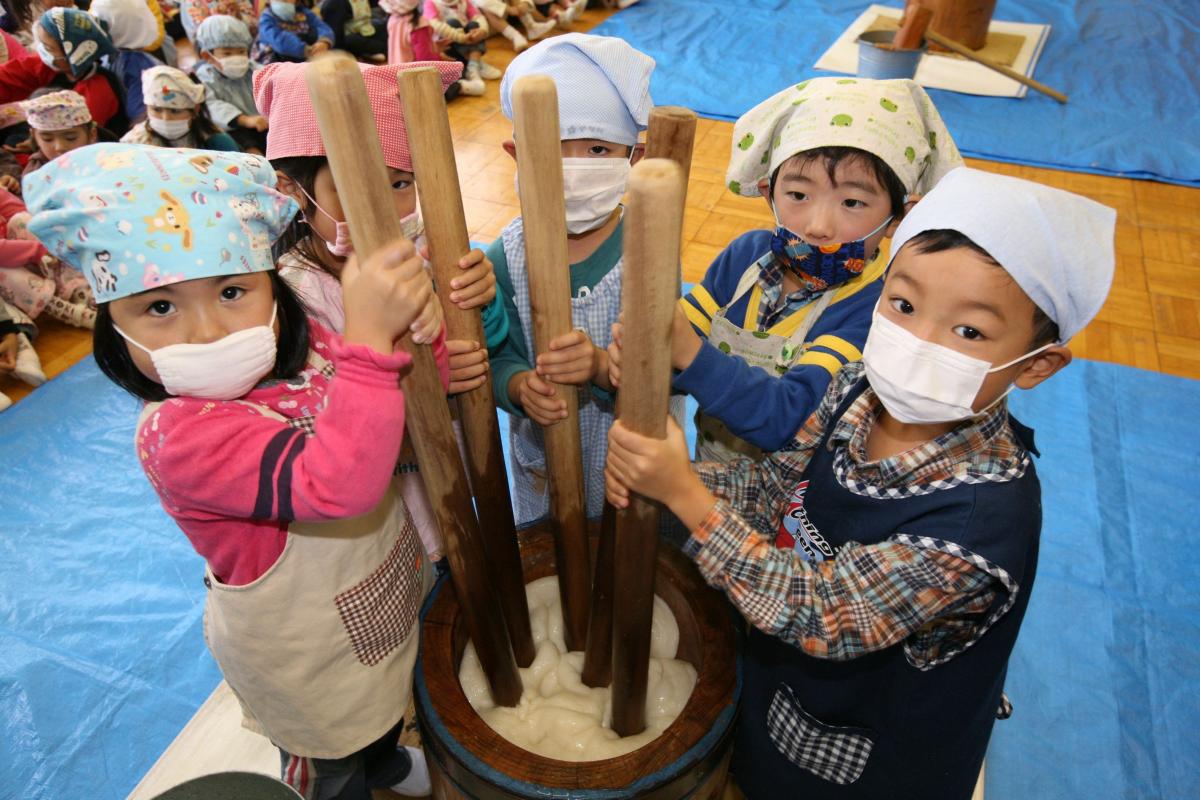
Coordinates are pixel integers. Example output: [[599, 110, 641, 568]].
[[217, 55, 251, 79], [515, 155, 632, 236], [35, 39, 59, 70], [862, 310, 1054, 424], [149, 116, 192, 142], [115, 303, 279, 400]]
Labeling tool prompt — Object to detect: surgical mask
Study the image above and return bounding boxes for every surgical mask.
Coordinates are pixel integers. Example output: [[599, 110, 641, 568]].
[[562, 156, 631, 234], [217, 55, 250, 79], [769, 211, 893, 293], [862, 309, 1054, 424], [400, 210, 424, 243], [149, 116, 192, 141], [270, 0, 296, 17], [35, 39, 58, 70], [115, 303, 279, 400], [299, 186, 353, 258]]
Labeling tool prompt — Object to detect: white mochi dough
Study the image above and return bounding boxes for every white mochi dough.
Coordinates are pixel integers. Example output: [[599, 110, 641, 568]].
[[457, 576, 698, 761]]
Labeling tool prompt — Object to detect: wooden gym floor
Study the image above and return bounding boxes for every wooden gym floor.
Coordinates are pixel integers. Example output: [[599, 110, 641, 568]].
[[3, 4, 1196, 409]]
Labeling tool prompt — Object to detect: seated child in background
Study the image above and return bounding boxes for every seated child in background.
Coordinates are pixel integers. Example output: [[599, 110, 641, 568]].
[[0, 296, 46, 409], [121, 65, 239, 150], [635, 78, 961, 464], [252, 0, 334, 64], [193, 15, 267, 154], [26, 143, 442, 798], [605, 166, 1116, 800], [179, 0, 257, 42], [254, 59, 502, 563], [0, 8, 129, 136], [422, 0, 497, 96], [472, 0, 554, 54], [0, 91, 96, 328], [319, 0, 389, 63], [18, 88, 98, 177], [89, 0, 165, 123], [381, 0, 464, 102], [488, 33, 656, 524]]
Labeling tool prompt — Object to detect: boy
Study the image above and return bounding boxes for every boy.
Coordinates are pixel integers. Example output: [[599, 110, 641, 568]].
[[665, 79, 960, 463], [605, 167, 1116, 799], [193, 14, 268, 154], [489, 33, 652, 524]]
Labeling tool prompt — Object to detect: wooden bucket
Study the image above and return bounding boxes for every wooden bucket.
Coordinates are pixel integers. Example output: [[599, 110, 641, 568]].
[[415, 522, 741, 799], [925, 0, 997, 51]]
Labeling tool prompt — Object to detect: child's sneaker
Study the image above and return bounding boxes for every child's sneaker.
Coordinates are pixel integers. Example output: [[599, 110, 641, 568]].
[[478, 59, 502, 80], [389, 746, 431, 797], [501, 24, 529, 52], [13, 334, 45, 387], [0, 391, 11, 412], [460, 62, 486, 95]]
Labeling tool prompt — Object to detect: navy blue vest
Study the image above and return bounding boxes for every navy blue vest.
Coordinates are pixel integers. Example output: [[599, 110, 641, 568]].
[[732, 379, 1042, 800]]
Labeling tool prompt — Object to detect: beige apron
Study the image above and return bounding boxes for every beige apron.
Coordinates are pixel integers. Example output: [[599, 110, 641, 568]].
[[142, 399, 433, 759], [694, 265, 836, 463]]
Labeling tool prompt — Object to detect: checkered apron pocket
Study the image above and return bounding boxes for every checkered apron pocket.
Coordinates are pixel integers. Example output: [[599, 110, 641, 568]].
[[766, 684, 875, 785], [334, 523, 423, 666]]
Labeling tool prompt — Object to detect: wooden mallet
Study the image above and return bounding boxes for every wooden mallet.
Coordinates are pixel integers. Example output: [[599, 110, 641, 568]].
[[305, 55, 522, 706], [511, 74, 591, 653], [609, 158, 686, 737], [397, 66, 535, 668], [582, 105, 697, 689]]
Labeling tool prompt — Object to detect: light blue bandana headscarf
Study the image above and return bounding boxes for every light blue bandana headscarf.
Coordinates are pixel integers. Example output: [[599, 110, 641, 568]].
[[23, 143, 299, 303], [499, 32, 654, 146]]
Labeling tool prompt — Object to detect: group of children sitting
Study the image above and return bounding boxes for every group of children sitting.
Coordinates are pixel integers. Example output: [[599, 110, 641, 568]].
[[13, 25, 1114, 800], [0, 0, 618, 408]]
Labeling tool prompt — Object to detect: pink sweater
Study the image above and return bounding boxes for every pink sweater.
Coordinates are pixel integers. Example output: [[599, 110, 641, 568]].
[[137, 323, 444, 586]]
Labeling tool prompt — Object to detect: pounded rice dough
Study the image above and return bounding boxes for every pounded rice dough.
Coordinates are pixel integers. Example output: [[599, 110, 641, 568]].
[[458, 576, 698, 761]]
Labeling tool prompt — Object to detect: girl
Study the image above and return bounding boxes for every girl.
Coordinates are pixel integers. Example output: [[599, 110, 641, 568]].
[[89, 0, 165, 123], [380, 0, 462, 101], [421, 0, 496, 95], [121, 64, 239, 150], [253, 0, 334, 64], [193, 14, 267, 154], [0, 7, 129, 136], [253, 59, 504, 562], [20, 87, 101, 176], [26, 142, 443, 798]]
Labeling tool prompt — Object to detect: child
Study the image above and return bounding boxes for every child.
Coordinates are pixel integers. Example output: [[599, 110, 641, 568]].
[[472, 0, 554, 53], [489, 33, 654, 524], [193, 14, 267, 154], [254, 59, 502, 562], [0, 8, 129, 136], [121, 65, 239, 150], [19, 87, 98, 176], [638, 78, 961, 465], [422, 0, 497, 95], [380, 0, 463, 102], [252, 0, 334, 65], [89, 0, 165, 122], [0, 90, 96, 327], [25, 142, 443, 797], [605, 166, 1116, 800], [179, 0, 257, 42], [319, 0, 389, 63]]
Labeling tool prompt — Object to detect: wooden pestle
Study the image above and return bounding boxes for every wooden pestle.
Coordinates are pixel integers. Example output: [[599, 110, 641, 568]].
[[609, 158, 686, 737], [305, 55, 522, 706], [582, 106, 697, 689], [893, 4, 933, 50], [510, 75, 591, 652], [397, 68, 535, 668]]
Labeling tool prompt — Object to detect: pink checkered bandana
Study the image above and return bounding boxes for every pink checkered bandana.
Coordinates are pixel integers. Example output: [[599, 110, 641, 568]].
[[254, 60, 464, 172]]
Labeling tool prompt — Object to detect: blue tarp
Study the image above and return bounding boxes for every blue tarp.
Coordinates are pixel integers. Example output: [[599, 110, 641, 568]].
[[589, 0, 1200, 186], [2, 355, 1197, 798]]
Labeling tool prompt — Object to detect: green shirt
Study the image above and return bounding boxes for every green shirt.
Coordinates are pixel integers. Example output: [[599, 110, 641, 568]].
[[485, 217, 623, 417]]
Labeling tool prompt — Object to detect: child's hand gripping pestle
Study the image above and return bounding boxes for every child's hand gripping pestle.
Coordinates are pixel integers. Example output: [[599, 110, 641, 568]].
[[305, 54, 522, 706]]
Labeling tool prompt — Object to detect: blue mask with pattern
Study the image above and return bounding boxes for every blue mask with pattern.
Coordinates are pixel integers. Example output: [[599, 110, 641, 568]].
[[769, 213, 893, 293]]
